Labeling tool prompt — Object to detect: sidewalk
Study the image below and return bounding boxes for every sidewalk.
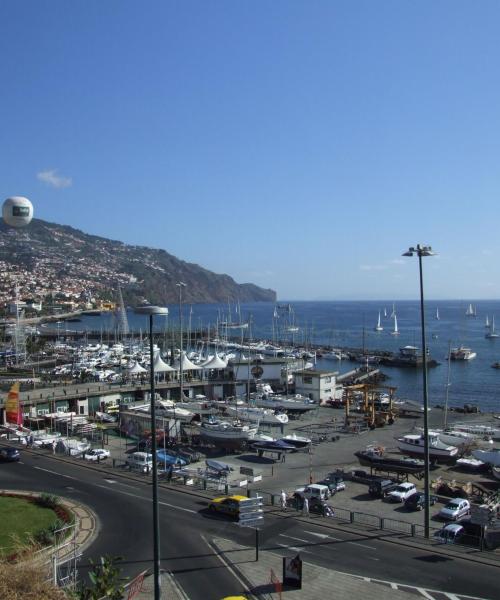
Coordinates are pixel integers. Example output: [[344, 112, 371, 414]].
[[212, 537, 416, 600]]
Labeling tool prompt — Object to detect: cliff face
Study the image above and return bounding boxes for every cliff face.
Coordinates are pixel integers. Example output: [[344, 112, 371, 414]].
[[0, 219, 277, 305]]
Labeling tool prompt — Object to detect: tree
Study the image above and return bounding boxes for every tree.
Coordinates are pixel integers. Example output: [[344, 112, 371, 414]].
[[77, 556, 126, 600]]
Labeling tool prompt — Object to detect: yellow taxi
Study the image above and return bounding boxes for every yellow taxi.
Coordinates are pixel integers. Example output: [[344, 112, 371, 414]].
[[208, 495, 248, 518]]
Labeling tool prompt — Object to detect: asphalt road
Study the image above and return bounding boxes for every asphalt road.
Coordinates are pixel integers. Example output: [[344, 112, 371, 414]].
[[1, 450, 499, 599]]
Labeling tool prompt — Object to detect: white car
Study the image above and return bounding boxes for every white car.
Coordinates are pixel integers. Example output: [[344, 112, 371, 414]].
[[386, 482, 417, 503], [84, 448, 110, 461], [294, 484, 330, 502], [439, 498, 470, 521]]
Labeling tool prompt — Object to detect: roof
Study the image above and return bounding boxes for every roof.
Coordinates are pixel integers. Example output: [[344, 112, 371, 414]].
[[294, 369, 338, 376]]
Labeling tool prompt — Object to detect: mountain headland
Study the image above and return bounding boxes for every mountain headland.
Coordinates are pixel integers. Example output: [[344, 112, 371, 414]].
[[0, 219, 276, 309]]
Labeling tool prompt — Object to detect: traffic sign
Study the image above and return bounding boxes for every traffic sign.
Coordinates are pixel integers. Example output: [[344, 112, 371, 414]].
[[238, 496, 264, 528]]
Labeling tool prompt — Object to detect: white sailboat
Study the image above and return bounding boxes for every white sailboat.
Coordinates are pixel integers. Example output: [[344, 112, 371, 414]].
[[390, 303, 396, 318], [435, 307, 440, 320], [465, 303, 476, 317], [383, 307, 388, 318], [485, 315, 490, 328], [374, 311, 383, 332], [486, 316, 499, 339], [390, 313, 400, 336]]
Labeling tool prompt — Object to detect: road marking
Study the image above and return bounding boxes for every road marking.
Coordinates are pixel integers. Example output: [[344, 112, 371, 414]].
[[93, 484, 196, 513], [366, 556, 380, 561], [390, 583, 398, 589], [417, 589, 434, 600], [33, 466, 77, 480], [445, 595, 461, 600], [279, 534, 312, 544], [305, 531, 342, 541], [277, 543, 313, 554], [201, 535, 252, 594], [348, 542, 376, 550]]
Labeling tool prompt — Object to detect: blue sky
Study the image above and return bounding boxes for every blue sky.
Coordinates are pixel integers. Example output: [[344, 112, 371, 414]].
[[2, 1, 499, 300]]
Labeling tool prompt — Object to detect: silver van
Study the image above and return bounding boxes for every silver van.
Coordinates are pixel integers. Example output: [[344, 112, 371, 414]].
[[126, 451, 153, 473]]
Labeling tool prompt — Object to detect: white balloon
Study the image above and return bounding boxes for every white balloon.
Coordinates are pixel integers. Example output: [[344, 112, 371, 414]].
[[3, 196, 33, 227]]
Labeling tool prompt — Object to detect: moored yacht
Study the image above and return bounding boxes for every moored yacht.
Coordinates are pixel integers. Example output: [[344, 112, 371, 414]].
[[449, 346, 477, 361], [224, 405, 289, 425]]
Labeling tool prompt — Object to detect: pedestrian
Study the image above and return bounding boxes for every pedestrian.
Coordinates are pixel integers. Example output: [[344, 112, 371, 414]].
[[166, 464, 173, 483], [280, 490, 287, 511], [281, 452, 286, 463], [52, 440, 56, 454], [302, 497, 309, 517]]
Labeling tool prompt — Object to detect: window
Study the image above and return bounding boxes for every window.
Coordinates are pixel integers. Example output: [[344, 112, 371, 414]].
[[324, 376, 332, 384], [303, 376, 313, 384]]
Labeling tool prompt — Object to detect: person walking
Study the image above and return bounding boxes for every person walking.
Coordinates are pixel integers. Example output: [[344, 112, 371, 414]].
[[280, 490, 287, 511], [302, 497, 309, 517], [52, 440, 56, 455]]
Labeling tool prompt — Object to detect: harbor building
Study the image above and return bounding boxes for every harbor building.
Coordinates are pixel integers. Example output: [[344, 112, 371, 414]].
[[293, 369, 343, 403]]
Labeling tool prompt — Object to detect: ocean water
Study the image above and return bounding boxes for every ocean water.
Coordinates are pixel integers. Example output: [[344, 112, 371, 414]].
[[67, 300, 500, 412]]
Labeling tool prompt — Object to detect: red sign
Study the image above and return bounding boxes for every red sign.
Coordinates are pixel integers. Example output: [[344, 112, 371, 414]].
[[127, 571, 146, 599], [5, 383, 22, 425]]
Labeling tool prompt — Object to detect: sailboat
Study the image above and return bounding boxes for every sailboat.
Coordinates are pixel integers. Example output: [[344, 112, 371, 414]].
[[485, 315, 490, 328], [465, 303, 476, 317], [486, 316, 499, 339], [383, 307, 388, 318], [374, 311, 383, 332], [390, 313, 400, 336], [390, 303, 396, 318], [435, 307, 440, 320]]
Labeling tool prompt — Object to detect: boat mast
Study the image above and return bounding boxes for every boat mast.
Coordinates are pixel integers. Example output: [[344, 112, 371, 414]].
[[443, 341, 452, 429]]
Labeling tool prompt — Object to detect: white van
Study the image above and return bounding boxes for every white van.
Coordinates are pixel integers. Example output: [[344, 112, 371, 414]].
[[126, 452, 153, 473]]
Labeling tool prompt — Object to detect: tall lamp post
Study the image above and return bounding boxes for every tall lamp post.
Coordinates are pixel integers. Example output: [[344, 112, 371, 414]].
[[134, 305, 168, 600], [176, 282, 187, 400], [402, 244, 435, 538]]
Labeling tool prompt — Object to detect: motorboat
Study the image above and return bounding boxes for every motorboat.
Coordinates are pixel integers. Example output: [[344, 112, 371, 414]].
[[452, 423, 499, 440], [355, 446, 425, 474], [472, 448, 500, 466], [224, 405, 288, 425], [198, 418, 257, 448], [156, 449, 188, 467], [251, 439, 296, 453], [414, 427, 492, 447], [279, 433, 312, 449], [250, 383, 317, 413], [397, 433, 458, 463], [449, 346, 477, 360]]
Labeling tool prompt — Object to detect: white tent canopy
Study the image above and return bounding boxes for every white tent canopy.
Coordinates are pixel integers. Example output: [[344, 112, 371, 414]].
[[153, 352, 176, 373], [126, 360, 147, 374], [202, 352, 228, 369], [175, 351, 202, 370]]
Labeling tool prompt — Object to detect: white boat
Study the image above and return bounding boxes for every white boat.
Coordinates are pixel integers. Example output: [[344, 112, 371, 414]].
[[280, 433, 312, 448], [449, 346, 476, 360], [390, 313, 400, 336], [472, 448, 500, 466], [374, 311, 383, 332], [397, 433, 458, 463], [485, 316, 499, 339], [251, 383, 317, 413], [390, 303, 396, 318], [224, 405, 289, 425], [199, 419, 257, 447], [415, 427, 491, 447], [383, 307, 388, 318], [435, 307, 440, 320], [465, 303, 476, 317], [452, 423, 499, 439], [485, 315, 490, 328]]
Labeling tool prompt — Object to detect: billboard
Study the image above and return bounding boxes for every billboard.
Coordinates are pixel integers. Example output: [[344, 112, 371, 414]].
[[5, 383, 22, 425]]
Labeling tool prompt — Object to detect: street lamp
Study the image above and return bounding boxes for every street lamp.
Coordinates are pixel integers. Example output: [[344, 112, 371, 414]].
[[402, 244, 435, 538], [134, 304, 168, 600], [176, 282, 187, 400]]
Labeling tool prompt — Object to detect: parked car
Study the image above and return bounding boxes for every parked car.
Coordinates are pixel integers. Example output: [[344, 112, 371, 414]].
[[208, 495, 250, 519], [126, 451, 153, 473], [404, 492, 437, 511], [386, 482, 417, 503], [294, 484, 330, 502], [434, 523, 464, 544], [439, 498, 471, 521], [0, 447, 20, 462], [368, 479, 398, 498], [317, 476, 345, 495], [84, 448, 110, 462]]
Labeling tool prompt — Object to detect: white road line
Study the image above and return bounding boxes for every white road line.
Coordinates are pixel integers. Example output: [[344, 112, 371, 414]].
[[277, 543, 313, 554], [33, 466, 77, 480], [366, 556, 380, 561], [201, 535, 254, 596], [390, 583, 398, 589], [279, 534, 313, 544], [305, 531, 342, 541], [417, 589, 435, 600], [445, 595, 461, 600], [348, 542, 376, 550], [93, 484, 196, 513]]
